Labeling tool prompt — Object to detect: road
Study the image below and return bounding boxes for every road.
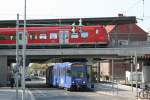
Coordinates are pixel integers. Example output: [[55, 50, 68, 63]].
[[29, 88, 133, 100], [26, 78, 134, 100]]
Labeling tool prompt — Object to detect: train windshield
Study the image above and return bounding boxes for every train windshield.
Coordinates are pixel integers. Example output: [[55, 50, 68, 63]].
[[71, 66, 86, 78]]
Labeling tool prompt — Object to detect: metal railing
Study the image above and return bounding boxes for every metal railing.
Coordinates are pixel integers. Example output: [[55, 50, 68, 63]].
[[110, 41, 150, 48], [139, 83, 150, 99]]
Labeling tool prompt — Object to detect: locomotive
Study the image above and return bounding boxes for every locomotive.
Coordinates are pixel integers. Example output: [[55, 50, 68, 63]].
[[46, 62, 88, 90], [0, 25, 109, 48]]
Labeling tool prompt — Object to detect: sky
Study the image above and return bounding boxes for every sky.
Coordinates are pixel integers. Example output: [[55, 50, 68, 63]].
[[0, 0, 150, 32]]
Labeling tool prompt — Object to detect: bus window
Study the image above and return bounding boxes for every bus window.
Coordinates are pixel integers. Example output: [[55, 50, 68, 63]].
[[67, 69, 71, 76], [71, 67, 86, 78]]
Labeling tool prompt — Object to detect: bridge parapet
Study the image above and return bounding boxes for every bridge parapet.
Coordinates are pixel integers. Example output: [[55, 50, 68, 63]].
[[0, 47, 149, 56]]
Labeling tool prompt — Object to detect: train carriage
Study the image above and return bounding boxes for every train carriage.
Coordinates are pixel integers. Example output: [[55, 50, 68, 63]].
[[0, 25, 109, 48]]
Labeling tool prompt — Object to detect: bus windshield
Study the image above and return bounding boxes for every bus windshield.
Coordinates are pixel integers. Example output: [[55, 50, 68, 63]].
[[71, 67, 86, 78]]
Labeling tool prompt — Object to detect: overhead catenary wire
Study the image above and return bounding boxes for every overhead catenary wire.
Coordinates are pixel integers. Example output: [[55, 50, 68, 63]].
[[142, 0, 144, 18], [123, 0, 143, 15]]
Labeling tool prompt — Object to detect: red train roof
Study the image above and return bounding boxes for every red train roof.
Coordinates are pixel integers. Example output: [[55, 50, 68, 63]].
[[0, 16, 136, 28], [0, 25, 105, 32]]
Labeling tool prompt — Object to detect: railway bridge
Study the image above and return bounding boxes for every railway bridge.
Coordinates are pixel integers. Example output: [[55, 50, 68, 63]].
[[0, 15, 145, 86], [0, 47, 150, 85]]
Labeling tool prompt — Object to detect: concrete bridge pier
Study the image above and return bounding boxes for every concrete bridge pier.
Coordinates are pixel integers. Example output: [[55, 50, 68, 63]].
[[86, 58, 95, 82], [0, 56, 8, 86], [143, 62, 150, 83]]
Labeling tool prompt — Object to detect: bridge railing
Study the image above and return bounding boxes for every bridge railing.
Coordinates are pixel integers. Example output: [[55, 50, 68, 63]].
[[110, 41, 150, 48]]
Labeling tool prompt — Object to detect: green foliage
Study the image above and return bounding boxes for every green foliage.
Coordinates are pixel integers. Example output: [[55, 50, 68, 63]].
[[30, 63, 41, 69], [29, 63, 49, 70]]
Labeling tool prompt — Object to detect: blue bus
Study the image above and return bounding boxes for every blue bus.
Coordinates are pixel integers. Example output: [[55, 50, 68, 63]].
[[46, 62, 88, 90]]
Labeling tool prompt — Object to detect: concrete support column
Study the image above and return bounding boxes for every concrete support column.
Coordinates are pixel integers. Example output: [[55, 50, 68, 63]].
[[86, 58, 93, 83], [0, 56, 8, 86], [97, 61, 100, 82], [143, 65, 150, 83], [111, 59, 114, 95], [86, 58, 95, 88]]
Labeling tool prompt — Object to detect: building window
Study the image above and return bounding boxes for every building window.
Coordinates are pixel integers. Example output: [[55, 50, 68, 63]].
[[50, 33, 57, 39], [39, 33, 47, 39], [81, 32, 88, 38], [71, 33, 78, 38], [118, 40, 129, 45]]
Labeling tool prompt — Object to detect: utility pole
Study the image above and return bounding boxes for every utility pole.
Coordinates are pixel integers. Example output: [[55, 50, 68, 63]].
[[130, 56, 133, 92], [16, 13, 19, 100], [142, 0, 144, 17], [22, 0, 27, 100], [97, 61, 100, 83], [112, 59, 114, 95], [134, 52, 138, 99]]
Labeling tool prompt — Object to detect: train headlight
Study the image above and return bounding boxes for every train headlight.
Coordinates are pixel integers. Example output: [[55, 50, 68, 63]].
[[72, 81, 75, 84], [83, 81, 86, 84]]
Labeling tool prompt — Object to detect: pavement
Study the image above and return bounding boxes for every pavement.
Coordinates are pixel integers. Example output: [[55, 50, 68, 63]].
[[0, 87, 35, 100], [93, 82, 143, 100]]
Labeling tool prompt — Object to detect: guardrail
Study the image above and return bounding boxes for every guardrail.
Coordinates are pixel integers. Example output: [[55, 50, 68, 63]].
[[0, 41, 150, 56]]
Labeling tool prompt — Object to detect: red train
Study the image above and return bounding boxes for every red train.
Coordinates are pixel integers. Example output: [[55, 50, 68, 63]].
[[0, 25, 109, 48]]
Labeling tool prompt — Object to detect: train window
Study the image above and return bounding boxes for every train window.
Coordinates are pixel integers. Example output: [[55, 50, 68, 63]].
[[39, 33, 47, 39], [71, 33, 78, 38], [30, 33, 37, 40], [96, 29, 99, 34], [81, 32, 88, 38], [50, 33, 57, 39], [19, 34, 22, 40], [0, 34, 7, 40], [10, 35, 16, 40]]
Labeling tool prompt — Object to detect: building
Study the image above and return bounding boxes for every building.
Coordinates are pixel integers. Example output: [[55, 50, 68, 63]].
[[105, 23, 148, 46], [100, 60, 143, 82], [147, 31, 150, 41], [99, 23, 148, 83]]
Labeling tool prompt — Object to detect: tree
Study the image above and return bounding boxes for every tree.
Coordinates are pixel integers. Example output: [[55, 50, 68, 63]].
[[29, 63, 49, 76]]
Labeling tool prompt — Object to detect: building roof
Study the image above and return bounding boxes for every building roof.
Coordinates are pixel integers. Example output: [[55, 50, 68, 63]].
[[105, 24, 147, 34], [0, 16, 136, 27]]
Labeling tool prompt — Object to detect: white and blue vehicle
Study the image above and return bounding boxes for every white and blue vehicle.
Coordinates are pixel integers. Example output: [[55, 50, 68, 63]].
[[46, 62, 88, 90]]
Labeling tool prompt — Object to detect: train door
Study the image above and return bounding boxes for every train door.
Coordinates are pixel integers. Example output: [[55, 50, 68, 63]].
[[17, 31, 27, 45], [59, 31, 69, 44]]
